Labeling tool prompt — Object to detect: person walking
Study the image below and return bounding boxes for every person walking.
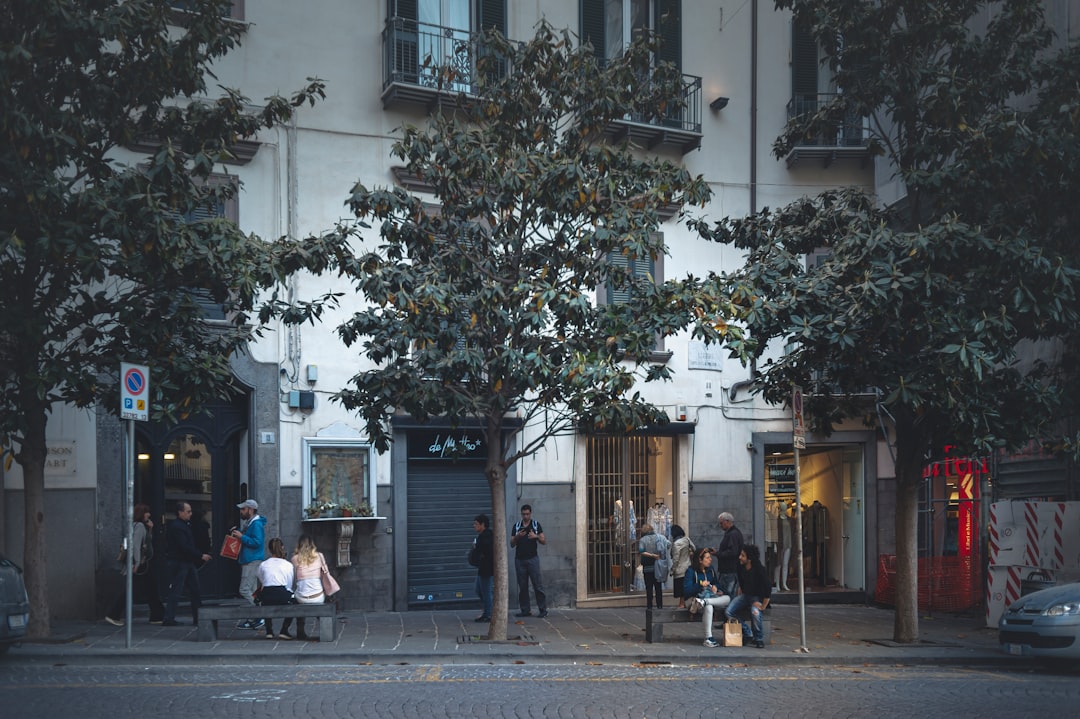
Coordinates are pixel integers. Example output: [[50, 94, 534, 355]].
[[637, 523, 667, 610], [162, 501, 211, 626], [257, 537, 296, 640], [726, 543, 771, 648], [683, 547, 731, 648], [714, 511, 744, 597], [670, 524, 695, 609], [471, 514, 494, 622], [231, 498, 267, 629], [290, 534, 325, 641], [510, 504, 548, 618], [105, 503, 164, 626]]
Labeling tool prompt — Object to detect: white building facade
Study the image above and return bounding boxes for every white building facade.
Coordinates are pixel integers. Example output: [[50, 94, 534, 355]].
[[2, 0, 893, 619]]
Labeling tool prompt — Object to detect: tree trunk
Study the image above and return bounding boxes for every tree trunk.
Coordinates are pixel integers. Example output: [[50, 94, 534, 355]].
[[892, 418, 923, 643], [20, 405, 51, 638], [484, 418, 509, 641]]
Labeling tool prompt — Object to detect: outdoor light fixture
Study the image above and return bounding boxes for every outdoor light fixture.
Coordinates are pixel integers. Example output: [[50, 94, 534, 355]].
[[709, 96, 730, 111]]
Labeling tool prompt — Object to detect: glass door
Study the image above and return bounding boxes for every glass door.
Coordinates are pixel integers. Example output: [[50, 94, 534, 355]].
[[585, 435, 673, 596]]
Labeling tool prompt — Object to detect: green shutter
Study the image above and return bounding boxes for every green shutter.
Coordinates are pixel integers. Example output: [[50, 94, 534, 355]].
[[656, 0, 681, 70], [580, 0, 605, 60], [606, 251, 655, 305], [477, 0, 505, 33], [791, 17, 818, 98]]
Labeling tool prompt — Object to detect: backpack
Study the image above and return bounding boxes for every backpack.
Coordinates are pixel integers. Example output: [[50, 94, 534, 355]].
[[652, 535, 672, 582]]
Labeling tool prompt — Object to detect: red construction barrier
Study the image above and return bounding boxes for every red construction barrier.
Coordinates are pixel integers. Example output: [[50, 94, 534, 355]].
[[874, 553, 981, 611]]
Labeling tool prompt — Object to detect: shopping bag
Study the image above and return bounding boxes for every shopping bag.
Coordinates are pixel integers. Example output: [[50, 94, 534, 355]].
[[723, 619, 743, 647], [220, 535, 241, 560]]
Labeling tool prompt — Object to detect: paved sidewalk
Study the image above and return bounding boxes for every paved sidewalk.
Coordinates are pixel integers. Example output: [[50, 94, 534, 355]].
[[3, 603, 1013, 668]]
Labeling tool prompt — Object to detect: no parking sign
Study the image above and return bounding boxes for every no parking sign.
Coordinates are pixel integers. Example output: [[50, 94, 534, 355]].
[[120, 362, 149, 421]]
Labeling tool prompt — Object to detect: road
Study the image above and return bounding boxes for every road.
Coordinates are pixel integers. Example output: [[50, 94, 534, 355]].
[[2, 662, 1076, 717]]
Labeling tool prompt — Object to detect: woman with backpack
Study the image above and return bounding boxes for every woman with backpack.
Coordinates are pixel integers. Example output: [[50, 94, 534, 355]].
[[670, 524, 695, 609], [637, 524, 668, 610], [105, 503, 164, 626]]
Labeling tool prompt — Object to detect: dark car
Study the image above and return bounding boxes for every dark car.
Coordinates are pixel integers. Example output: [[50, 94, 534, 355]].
[[0, 553, 29, 653], [999, 580, 1080, 663]]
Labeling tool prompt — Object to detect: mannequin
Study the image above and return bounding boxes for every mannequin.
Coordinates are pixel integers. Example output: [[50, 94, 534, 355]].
[[774, 502, 794, 591]]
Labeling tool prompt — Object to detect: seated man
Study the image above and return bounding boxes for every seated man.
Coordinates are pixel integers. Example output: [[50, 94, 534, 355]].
[[725, 543, 771, 648]]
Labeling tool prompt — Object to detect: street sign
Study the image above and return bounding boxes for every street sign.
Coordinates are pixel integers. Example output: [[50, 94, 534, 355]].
[[120, 362, 149, 422], [792, 385, 806, 449]]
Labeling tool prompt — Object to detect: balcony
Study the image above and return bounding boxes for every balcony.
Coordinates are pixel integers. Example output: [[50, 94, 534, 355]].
[[381, 17, 703, 155], [382, 17, 488, 112], [597, 73, 703, 155], [784, 93, 872, 168]]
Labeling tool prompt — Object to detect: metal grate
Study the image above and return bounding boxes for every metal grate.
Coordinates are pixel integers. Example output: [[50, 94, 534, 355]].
[[585, 436, 651, 595]]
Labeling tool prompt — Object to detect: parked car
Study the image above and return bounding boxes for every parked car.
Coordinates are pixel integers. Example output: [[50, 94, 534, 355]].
[[0, 553, 30, 654], [999, 580, 1080, 663]]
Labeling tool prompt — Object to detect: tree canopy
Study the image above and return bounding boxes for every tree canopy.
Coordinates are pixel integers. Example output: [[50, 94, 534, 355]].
[[0, 0, 341, 636], [328, 21, 734, 640], [697, 0, 1080, 641]]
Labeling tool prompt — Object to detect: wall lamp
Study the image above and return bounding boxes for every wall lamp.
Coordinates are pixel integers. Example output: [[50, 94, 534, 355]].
[[709, 96, 730, 111]]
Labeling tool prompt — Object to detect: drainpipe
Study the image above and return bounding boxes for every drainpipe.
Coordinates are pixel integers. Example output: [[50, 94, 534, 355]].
[[750, 0, 758, 214]]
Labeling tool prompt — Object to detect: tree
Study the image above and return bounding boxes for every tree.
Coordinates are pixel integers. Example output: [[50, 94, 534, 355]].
[[0, 0, 341, 637], [329, 22, 734, 641], [698, 0, 1080, 642]]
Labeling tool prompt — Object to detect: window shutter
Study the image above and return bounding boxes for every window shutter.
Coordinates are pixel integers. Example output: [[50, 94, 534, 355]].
[[791, 17, 818, 98], [580, 0, 605, 60], [655, 0, 681, 70], [606, 251, 655, 305], [477, 0, 505, 33], [389, 0, 417, 21]]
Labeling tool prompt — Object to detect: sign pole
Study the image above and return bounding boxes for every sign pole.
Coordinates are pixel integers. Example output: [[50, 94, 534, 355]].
[[792, 385, 809, 653], [120, 362, 149, 649]]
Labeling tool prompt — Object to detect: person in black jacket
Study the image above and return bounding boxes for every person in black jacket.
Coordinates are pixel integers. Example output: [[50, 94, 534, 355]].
[[471, 514, 494, 622], [714, 511, 744, 597], [725, 543, 771, 648], [162, 502, 211, 626]]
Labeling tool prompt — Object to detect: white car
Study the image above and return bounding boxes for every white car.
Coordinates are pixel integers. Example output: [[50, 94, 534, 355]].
[[999, 581, 1080, 663]]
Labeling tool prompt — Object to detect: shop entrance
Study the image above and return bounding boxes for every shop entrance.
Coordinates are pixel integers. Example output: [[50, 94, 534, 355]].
[[584, 435, 676, 596], [762, 442, 865, 592], [134, 395, 248, 600]]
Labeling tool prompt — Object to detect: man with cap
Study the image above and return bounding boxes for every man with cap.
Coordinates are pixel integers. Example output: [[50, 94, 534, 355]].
[[230, 499, 267, 629]]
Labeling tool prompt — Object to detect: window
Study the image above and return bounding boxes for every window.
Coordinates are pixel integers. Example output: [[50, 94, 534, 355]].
[[170, 174, 239, 321], [580, 0, 681, 70], [302, 438, 376, 518], [596, 238, 669, 358], [386, 0, 506, 91], [169, 1, 245, 22]]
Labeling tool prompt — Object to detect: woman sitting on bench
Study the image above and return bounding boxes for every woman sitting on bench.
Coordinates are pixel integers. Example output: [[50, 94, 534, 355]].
[[683, 547, 731, 648], [258, 537, 296, 639]]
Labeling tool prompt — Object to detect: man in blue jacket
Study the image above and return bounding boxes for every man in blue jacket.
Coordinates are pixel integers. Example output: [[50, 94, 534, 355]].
[[230, 499, 267, 629]]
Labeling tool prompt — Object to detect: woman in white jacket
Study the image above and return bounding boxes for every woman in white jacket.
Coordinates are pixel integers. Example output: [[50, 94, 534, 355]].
[[670, 524, 695, 609]]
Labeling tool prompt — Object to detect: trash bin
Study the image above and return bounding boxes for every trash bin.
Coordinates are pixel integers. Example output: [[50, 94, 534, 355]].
[[1021, 570, 1054, 596]]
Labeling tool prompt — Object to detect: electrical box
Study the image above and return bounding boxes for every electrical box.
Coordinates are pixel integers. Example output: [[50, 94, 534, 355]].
[[306, 364, 318, 383], [288, 390, 316, 409]]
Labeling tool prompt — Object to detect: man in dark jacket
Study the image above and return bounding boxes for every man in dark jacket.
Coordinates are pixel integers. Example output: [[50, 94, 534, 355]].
[[162, 502, 211, 626], [471, 514, 494, 622], [714, 511, 744, 597], [725, 543, 771, 648]]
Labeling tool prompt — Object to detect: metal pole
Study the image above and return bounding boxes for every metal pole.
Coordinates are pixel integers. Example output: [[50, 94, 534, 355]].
[[125, 420, 135, 649], [794, 445, 808, 652]]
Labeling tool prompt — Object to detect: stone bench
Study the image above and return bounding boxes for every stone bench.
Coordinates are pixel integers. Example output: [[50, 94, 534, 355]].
[[645, 607, 772, 644], [196, 603, 336, 642]]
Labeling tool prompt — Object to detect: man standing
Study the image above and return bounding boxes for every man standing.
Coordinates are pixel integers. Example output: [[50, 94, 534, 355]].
[[231, 498, 267, 629], [162, 501, 211, 626], [471, 514, 494, 622], [726, 543, 771, 648], [510, 504, 548, 618], [714, 511, 744, 598]]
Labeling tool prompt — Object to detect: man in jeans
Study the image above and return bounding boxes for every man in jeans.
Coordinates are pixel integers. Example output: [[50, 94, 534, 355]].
[[726, 543, 771, 648], [230, 499, 267, 629], [510, 504, 548, 618], [162, 502, 211, 626], [714, 511, 744, 597]]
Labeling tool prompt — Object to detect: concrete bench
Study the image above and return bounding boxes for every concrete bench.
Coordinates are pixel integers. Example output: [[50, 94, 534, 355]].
[[196, 603, 336, 642], [645, 607, 698, 643], [645, 607, 772, 644]]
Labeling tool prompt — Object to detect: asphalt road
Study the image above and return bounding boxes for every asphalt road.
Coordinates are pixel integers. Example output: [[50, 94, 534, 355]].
[[2, 663, 1078, 718]]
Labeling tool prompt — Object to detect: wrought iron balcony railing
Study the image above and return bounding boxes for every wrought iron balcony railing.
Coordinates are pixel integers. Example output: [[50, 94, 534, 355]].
[[784, 93, 872, 167], [382, 17, 702, 155]]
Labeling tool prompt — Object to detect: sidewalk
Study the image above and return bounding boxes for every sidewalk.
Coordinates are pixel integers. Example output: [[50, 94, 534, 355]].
[[3, 603, 1013, 668]]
